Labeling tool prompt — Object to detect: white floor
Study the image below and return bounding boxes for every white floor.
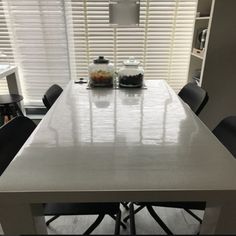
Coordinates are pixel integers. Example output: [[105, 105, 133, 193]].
[[0, 205, 204, 234], [44, 205, 204, 235]]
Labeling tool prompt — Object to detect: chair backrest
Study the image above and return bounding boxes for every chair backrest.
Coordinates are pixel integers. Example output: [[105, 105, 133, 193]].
[[42, 84, 63, 110], [0, 116, 36, 175], [178, 82, 208, 115], [212, 116, 236, 158]]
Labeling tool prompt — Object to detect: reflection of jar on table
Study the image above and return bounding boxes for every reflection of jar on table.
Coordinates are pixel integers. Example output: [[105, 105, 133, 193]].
[[120, 89, 142, 106], [91, 89, 113, 108], [118, 57, 144, 88], [88, 56, 114, 87]]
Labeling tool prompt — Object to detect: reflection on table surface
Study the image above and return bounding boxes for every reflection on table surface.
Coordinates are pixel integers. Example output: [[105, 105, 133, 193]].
[[32, 80, 189, 148]]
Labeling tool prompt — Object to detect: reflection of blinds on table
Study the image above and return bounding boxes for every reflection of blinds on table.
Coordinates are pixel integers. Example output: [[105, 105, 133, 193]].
[[65, 0, 197, 91]]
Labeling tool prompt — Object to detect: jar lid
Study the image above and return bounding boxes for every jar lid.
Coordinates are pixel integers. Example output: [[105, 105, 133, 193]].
[[123, 57, 140, 66], [94, 56, 109, 64]]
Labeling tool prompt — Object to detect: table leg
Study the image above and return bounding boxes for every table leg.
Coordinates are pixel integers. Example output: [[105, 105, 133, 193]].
[[200, 201, 236, 234], [6, 71, 21, 95], [6, 70, 25, 114], [0, 203, 47, 234], [14, 103, 24, 116]]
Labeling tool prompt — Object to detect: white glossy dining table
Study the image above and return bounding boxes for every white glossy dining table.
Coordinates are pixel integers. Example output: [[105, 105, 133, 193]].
[[0, 80, 236, 234]]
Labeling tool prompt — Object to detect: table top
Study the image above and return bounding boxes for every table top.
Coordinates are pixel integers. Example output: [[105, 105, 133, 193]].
[[0, 65, 17, 79], [0, 80, 236, 203], [0, 94, 23, 105]]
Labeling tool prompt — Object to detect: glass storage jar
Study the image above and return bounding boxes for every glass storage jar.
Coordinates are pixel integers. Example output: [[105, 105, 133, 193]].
[[88, 56, 114, 87], [118, 57, 144, 88]]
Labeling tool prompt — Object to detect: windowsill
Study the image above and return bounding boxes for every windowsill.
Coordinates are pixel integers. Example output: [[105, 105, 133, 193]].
[[27, 114, 45, 120], [25, 106, 46, 121]]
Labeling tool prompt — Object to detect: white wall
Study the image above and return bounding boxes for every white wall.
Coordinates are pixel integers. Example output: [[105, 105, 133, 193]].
[[199, 0, 236, 129]]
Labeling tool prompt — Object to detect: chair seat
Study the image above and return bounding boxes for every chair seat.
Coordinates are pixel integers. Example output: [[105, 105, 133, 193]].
[[42, 84, 63, 110], [137, 201, 206, 210], [178, 82, 208, 115], [0, 94, 23, 105], [44, 202, 120, 216]]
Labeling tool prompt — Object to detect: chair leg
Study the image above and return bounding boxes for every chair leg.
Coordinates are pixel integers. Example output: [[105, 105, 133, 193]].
[[0, 111, 4, 127], [5, 105, 11, 122], [46, 215, 60, 226], [121, 202, 130, 210], [109, 214, 127, 229], [114, 210, 121, 235], [183, 208, 203, 224], [83, 214, 105, 235], [14, 103, 24, 116], [146, 206, 173, 235], [9, 105, 17, 117], [129, 202, 136, 235], [123, 205, 145, 222]]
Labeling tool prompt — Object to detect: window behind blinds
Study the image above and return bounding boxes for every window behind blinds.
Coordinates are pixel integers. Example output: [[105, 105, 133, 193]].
[[0, 0, 196, 105], [0, 0, 14, 94], [1, 0, 70, 106], [65, 0, 197, 92]]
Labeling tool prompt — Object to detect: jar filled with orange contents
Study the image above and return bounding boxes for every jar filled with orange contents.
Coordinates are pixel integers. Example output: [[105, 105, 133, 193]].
[[88, 56, 114, 87]]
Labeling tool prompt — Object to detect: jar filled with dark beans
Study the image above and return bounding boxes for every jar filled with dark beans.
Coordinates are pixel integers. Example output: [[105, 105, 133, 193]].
[[118, 57, 144, 88], [119, 73, 143, 87]]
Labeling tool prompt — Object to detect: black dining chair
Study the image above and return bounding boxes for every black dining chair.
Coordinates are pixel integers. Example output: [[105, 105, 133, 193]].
[[42, 84, 63, 110], [0, 116, 36, 175], [0, 116, 125, 234], [178, 82, 208, 115], [124, 116, 236, 235], [212, 116, 236, 157]]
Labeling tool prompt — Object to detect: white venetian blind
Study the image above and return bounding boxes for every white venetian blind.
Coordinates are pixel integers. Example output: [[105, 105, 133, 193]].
[[1, 0, 70, 106], [0, 0, 14, 94], [0, 0, 196, 105], [65, 0, 197, 91]]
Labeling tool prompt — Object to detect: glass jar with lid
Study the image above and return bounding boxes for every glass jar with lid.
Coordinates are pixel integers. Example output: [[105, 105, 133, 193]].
[[88, 56, 114, 87], [118, 57, 144, 88]]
